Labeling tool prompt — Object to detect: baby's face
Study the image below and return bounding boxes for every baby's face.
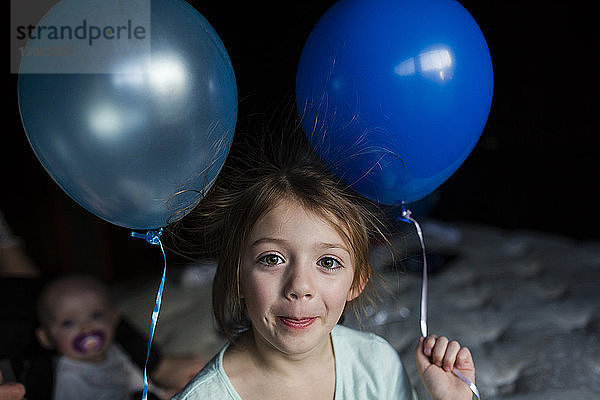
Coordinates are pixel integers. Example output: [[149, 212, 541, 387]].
[[45, 289, 119, 362]]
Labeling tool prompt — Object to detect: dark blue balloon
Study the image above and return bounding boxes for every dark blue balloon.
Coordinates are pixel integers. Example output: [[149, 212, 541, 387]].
[[18, 0, 237, 229], [296, 0, 493, 204]]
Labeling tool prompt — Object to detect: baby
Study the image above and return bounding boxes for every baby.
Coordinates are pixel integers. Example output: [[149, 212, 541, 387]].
[[35, 274, 170, 400]]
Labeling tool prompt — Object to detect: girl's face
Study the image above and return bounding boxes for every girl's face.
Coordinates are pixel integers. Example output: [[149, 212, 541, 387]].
[[42, 289, 119, 362], [240, 199, 362, 358]]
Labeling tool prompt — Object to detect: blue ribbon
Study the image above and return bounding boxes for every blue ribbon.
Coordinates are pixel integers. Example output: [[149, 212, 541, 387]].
[[398, 203, 480, 399], [130, 228, 167, 400]]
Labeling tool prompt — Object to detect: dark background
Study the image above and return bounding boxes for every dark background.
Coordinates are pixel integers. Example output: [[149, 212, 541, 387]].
[[3, 1, 598, 282]]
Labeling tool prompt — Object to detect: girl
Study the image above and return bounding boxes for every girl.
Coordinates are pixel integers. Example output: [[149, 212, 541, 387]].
[[171, 122, 476, 400]]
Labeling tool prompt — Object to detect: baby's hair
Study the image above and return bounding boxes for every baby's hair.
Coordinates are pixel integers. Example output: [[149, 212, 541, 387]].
[[170, 106, 392, 341], [36, 273, 114, 328]]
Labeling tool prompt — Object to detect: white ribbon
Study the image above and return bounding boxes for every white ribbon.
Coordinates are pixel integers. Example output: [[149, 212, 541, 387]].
[[400, 204, 480, 400]]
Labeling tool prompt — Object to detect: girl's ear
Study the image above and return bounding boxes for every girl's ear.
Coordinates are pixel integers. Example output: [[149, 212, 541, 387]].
[[36, 328, 54, 350], [347, 274, 368, 302]]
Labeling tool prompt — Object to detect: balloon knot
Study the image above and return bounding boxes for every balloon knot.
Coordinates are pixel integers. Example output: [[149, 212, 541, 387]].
[[398, 202, 412, 223], [131, 228, 164, 245]]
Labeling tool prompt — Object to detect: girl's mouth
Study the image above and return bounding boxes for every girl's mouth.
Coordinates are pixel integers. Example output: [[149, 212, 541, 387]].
[[277, 317, 317, 329]]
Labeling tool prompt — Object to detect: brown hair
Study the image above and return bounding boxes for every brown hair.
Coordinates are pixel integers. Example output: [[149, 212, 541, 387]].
[[169, 112, 390, 341]]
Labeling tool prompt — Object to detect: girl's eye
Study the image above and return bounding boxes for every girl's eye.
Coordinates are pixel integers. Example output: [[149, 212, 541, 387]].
[[259, 254, 285, 266], [318, 257, 343, 270]]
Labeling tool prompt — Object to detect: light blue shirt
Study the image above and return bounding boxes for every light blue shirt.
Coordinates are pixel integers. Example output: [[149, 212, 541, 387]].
[[173, 324, 417, 399]]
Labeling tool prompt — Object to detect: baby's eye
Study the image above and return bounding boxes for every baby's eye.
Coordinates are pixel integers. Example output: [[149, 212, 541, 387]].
[[60, 319, 74, 328], [91, 310, 105, 320], [317, 257, 343, 270], [259, 254, 285, 266]]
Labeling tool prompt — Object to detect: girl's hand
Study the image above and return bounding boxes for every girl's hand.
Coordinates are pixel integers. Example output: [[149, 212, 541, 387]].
[[415, 334, 475, 400]]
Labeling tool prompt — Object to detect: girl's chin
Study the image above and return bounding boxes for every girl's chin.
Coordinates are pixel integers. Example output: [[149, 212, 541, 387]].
[[257, 324, 334, 356]]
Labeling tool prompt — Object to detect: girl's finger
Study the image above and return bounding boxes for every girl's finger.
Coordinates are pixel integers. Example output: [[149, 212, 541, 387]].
[[423, 334, 438, 356], [415, 336, 432, 375], [456, 346, 474, 369], [430, 336, 449, 367], [442, 340, 461, 372]]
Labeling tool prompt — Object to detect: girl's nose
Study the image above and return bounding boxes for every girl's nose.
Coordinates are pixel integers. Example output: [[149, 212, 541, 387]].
[[284, 263, 314, 301]]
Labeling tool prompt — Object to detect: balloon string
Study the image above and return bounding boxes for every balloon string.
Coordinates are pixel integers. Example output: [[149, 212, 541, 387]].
[[130, 228, 167, 400], [398, 204, 480, 400], [398, 204, 428, 337]]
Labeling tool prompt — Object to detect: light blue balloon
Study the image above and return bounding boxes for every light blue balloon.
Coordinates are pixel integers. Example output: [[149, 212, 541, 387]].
[[18, 0, 237, 229], [296, 0, 493, 204]]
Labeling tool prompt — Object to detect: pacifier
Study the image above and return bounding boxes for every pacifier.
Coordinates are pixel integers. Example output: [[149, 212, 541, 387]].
[[72, 330, 106, 353]]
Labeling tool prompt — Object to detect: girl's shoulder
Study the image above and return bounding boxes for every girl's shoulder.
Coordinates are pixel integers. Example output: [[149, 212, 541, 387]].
[[331, 324, 404, 373], [331, 324, 398, 354], [331, 325, 416, 399]]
